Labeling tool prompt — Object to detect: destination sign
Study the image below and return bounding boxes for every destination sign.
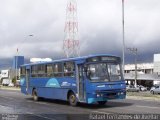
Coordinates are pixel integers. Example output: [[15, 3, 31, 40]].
[[87, 56, 120, 62], [101, 57, 118, 61]]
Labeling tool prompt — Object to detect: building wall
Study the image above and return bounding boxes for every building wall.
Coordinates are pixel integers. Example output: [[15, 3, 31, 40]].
[[124, 63, 160, 87], [12, 56, 24, 69], [154, 54, 160, 73], [154, 80, 160, 85], [0, 69, 10, 85], [0, 70, 9, 78]]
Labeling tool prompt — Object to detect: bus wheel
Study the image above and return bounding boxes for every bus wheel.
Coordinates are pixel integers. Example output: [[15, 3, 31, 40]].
[[98, 101, 107, 106], [33, 90, 39, 101], [69, 92, 77, 106]]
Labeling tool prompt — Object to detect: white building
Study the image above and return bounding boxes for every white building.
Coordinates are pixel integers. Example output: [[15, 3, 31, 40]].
[[0, 70, 9, 78], [0, 70, 11, 85], [0, 69, 18, 86], [124, 54, 160, 88]]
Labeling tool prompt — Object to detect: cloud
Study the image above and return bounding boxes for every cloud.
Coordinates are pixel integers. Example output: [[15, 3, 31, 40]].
[[0, 0, 159, 64]]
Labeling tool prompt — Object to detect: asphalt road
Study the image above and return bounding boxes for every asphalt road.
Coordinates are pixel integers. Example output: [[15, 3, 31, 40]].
[[0, 90, 160, 120]]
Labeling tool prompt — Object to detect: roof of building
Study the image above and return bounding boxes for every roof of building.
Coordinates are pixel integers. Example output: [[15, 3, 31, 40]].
[[125, 73, 160, 81], [125, 63, 153, 70]]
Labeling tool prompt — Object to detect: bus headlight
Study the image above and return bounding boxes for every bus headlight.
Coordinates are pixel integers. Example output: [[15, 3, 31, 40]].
[[96, 93, 103, 97], [97, 94, 100, 97], [118, 92, 124, 95], [100, 94, 103, 97], [121, 92, 124, 95]]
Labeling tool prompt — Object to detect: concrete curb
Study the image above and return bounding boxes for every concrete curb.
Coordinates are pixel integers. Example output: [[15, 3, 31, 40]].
[[0, 86, 20, 91]]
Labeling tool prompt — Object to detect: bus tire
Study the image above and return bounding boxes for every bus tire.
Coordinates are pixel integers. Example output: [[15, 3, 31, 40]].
[[98, 101, 107, 106], [33, 89, 39, 101], [69, 92, 77, 106]]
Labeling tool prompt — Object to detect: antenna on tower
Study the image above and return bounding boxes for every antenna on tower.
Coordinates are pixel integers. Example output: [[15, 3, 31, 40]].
[[63, 0, 80, 58]]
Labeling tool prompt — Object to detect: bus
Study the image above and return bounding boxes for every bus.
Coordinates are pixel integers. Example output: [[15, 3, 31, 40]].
[[20, 54, 126, 106]]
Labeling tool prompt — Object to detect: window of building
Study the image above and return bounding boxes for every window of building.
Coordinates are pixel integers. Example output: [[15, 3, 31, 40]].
[[64, 62, 75, 77]]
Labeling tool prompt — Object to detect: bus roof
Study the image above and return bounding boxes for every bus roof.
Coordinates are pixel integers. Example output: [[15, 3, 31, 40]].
[[21, 54, 120, 67]]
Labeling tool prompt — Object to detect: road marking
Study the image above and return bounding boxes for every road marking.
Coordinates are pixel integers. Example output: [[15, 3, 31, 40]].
[[0, 105, 7, 108], [0, 104, 13, 110], [0, 96, 15, 100], [26, 112, 56, 120], [26, 100, 50, 105], [99, 106, 144, 113], [135, 105, 160, 109], [1, 95, 49, 106], [91, 111, 111, 114], [37, 102, 50, 105]]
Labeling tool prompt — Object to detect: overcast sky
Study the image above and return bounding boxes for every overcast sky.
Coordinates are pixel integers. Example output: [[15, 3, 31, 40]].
[[0, 0, 160, 66]]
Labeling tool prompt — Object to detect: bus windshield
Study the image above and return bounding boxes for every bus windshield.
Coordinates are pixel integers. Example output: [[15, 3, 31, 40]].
[[86, 62, 122, 82]]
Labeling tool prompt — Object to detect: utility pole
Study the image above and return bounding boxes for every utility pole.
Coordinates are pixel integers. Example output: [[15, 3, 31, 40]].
[[15, 48, 18, 85], [127, 48, 138, 87], [122, 0, 125, 76]]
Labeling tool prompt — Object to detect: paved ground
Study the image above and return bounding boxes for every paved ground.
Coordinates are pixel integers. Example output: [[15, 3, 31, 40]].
[[0, 90, 160, 120]]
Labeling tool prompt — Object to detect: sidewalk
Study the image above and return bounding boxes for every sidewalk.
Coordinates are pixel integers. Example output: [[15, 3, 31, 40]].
[[0, 86, 20, 91], [126, 95, 160, 101], [126, 92, 160, 102]]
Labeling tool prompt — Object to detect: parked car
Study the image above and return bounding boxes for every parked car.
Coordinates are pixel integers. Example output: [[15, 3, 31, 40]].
[[8, 83, 14, 87], [2, 79, 10, 86], [126, 85, 139, 92], [137, 85, 147, 91], [150, 85, 160, 94]]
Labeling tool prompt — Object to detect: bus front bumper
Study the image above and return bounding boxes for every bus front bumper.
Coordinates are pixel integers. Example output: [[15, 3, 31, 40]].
[[87, 91, 126, 104]]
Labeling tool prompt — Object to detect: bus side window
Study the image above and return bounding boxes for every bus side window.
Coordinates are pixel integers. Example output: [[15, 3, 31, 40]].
[[53, 63, 63, 77], [64, 62, 75, 77], [37, 65, 46, 77], [47, 64, 54, 77], [31, 65, 38, 77], [31, 65, 46, 78]]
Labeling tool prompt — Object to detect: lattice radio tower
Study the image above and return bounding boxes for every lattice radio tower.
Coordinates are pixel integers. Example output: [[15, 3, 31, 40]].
[[63, 0, 80, 58]]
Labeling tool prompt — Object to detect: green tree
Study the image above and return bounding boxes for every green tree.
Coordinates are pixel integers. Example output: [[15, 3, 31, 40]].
[[12, 77, 16, 85]]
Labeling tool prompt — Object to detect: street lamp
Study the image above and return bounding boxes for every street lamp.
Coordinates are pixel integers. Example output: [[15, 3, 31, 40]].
[[127, 47, 138, 87], [16, 34, 34, 56], [15, 34, 34, 83]]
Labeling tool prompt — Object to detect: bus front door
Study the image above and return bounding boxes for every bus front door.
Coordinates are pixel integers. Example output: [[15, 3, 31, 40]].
[[77, 64, 86, 102], [26, 69, 30, 94]]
